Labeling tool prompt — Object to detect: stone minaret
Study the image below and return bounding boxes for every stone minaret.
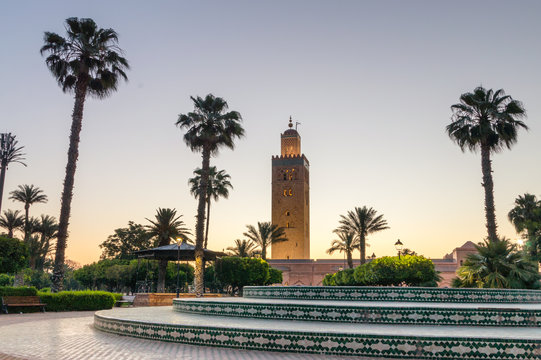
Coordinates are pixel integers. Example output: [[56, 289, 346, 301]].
[[271, 117, 310, 259]]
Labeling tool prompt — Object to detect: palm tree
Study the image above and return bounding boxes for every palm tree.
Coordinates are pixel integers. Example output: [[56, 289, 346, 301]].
[[189, 167, 233, 249], [327, 229, 359, 269], [243, 222, 287, 260], [227, 239, 258, 257], [33, 215, 58, 271], [0, 209, 24, 238], [0, 133, 26, 214], [453, 238, 540, 289], [338, 206, 389, 264], [9, 185, 48, 243], [145, 208, 192, 292], [41, 17, 129, 291], [447, 87, 527, 242], [508, 193, 541, 259], [176, 94, 244, 296]]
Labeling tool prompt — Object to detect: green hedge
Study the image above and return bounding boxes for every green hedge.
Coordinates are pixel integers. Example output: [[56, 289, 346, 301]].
[[323, 255, 441, 287], [0, 286, 38, 296], [38, 290, 116, 311]]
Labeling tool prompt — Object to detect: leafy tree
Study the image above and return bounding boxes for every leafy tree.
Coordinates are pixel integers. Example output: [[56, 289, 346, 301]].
[[41, 17, 129, 292], [508, 193, 541, 259], [447, 87, 527, 242], [9, 185, 48, 243], [401, 248, 418, 256], [453, 238, 540, 289], [0, 209, 24, 238], [327, 229, 359, 269], [216, 257, 269, 294], [189, 167, 233, 249], [266, 267, 283, 285], [0, 133, 26, 214], [243, 222, 287, 260], [337, 206, 389, 264], [27, 215, 58, 270], [226, 239, 258, 257], [145, 208, 191, 292], [176, 94, 244, 296], [0, 236, 28, 274], [100, 221, 153, 260]]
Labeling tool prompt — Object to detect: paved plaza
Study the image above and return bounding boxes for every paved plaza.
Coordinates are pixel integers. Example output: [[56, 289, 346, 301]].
[[0, 310, 384, 360]]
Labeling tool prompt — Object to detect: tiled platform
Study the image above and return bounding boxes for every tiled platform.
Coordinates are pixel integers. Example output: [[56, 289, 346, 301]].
[[94, 307, 541, 359], [244, 286, 541, 303], [173, 297, 541, 326]]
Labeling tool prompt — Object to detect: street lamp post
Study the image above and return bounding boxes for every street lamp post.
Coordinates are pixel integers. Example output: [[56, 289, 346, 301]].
[[176, 238, 182, 298], [394, 239, 403, 260]]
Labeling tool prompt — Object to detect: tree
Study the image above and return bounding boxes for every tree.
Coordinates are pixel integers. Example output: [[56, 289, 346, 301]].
[[100, 221, 153, 260], [338, 206, 389, 264], [326, 229, 358, 269], [447, 87, 527, 242], [0, 133, 26, 214], [216, 257, 270, 294], [41, 17, 129, 292], [9, 185, 48, 243], [176, 94, 244, 296], [145, 208, 191, 292], [243, 222, 287, 260], [189, 167, 233, 249], [453, 238, 540, 289], [227, 239, 258, 257], [31, 215, 58, 270], [508, 193, 541, 259], [0, 236, 28, 274], [0, 209, 24, 238]]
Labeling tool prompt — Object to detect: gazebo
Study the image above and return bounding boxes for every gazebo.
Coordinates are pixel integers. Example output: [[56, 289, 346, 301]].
[[134, 242, 227, 295]]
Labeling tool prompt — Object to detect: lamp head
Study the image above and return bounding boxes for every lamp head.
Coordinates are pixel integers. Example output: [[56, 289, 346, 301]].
[[394, 239, 403, 251]]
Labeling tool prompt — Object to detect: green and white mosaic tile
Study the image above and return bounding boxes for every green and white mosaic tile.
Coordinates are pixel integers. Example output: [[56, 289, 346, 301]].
[[244, 286, 541, 303], [94, 311, 541, 359], [173, 299, 541, 327]]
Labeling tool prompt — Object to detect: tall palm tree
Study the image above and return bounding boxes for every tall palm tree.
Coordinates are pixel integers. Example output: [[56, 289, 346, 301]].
[[338, 206, 389, 264], [145, 208, 192, 292], [9, 185, 48, 243], [453, 238, 540, 289], [0, 133, 26, 214], [41, 17, 129, 291], [0, 209, 24, 238], [243, 222, 287, 260], [227, 239, 258, 257], [176, 94, 244, 296], [447, 87, 527, 242], [508, 193, 541, 258], [327, 229, 359, 269], [189, 167, 233, 248]]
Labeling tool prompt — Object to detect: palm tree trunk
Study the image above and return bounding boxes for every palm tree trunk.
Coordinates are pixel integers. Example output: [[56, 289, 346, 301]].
[[157, 259, 168, 292], [204, 199, 210, 249], [7, 228, 13, 238], [481, 145, 498, 242], [347, 251, 353, 269], [23, 204, 29, 243], [0, 160, 6, 214], [360, 235, 366, 265], [194, 147, 211, 297], [52, 75, 88, 293]]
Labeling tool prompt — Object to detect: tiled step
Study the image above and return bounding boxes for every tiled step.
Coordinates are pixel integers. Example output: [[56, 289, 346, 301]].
[[173, 297, 541, 327], [94, 307, 541, 359], [243, 286, 541, 303]]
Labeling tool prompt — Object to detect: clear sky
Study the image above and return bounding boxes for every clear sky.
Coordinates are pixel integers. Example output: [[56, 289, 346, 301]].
[[1, 1, 540, 265]]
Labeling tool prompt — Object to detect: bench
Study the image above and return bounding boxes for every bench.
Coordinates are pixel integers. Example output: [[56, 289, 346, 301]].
[[115, 295, 135, 307], [1, 296, 46, 314]]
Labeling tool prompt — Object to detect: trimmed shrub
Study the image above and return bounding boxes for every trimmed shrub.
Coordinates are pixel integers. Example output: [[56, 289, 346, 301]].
[[38, 290, 116, 311], [0, 273, 13, 286], [0, 286, 38, 296], [322, 273, 336, 286]]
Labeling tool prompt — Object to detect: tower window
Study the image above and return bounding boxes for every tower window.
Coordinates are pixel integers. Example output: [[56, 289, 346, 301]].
[[286, 222, 289, 228], [285, 211, 290, 216], [283, 174, 287, 180]]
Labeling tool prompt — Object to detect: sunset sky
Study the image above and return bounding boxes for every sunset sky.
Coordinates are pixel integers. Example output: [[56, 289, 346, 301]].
[[1, 1, 540, 266]]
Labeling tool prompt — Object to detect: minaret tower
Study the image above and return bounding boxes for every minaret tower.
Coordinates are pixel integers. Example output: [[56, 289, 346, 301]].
[[271, 117, 310, 259]]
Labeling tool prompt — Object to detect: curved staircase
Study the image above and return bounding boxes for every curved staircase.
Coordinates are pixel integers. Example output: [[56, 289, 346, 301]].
[[94, 286, 541, 359]]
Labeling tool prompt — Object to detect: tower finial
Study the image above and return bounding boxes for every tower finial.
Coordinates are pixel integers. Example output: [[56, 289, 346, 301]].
[[288, 116, 293, 128]]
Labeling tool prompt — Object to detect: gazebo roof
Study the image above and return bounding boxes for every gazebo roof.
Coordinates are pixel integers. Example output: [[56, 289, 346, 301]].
[[134, 242, 226, 261]]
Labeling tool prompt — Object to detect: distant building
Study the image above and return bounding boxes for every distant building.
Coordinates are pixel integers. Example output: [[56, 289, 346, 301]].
[[268, 241, 478, 287], [271, 117, 310, 260]]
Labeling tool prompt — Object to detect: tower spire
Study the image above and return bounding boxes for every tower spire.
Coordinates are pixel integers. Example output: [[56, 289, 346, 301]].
[[288, 116, 293, 128]]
